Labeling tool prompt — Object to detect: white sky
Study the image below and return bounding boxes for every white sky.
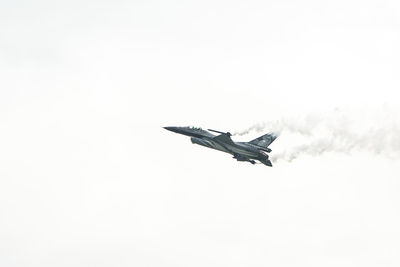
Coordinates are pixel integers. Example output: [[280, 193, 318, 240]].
[[1, 1, 400, 266]]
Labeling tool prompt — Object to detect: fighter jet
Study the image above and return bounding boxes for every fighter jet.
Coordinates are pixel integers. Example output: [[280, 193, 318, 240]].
[[164, 126, 278, 166]]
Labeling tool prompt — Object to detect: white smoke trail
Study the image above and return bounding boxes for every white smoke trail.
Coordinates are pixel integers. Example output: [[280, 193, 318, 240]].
[[235, 107, 400, 162]]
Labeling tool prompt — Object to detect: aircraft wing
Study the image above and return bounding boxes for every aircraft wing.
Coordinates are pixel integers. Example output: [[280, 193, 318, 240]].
[[249, 132, 278, 148], [212, 133, 235, 145]]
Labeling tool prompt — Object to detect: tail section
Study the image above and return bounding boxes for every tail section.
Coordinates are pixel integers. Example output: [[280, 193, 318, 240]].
[[249, 132, 278, 150]]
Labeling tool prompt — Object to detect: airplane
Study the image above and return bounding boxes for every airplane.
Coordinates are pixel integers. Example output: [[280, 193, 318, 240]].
[[163, 126, 278, 166]]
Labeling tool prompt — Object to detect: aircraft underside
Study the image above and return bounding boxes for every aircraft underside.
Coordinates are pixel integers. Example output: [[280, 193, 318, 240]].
[[191, 137, 272, 166]]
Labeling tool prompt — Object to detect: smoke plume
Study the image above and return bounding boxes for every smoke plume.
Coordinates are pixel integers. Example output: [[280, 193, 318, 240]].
[[235, 108, 400, 162]]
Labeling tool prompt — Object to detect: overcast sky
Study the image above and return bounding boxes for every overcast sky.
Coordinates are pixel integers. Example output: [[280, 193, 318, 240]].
[[1, 1, 400, 266]]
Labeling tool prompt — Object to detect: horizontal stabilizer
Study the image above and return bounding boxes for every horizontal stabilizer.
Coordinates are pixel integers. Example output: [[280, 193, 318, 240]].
[[260, 159, 273, 167]]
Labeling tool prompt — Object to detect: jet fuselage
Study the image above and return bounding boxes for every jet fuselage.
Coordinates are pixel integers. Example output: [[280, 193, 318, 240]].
[[164, 126, 274, 166]]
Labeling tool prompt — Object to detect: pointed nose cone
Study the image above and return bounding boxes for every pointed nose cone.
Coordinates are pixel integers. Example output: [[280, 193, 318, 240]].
[[163, 126, 179, 133]]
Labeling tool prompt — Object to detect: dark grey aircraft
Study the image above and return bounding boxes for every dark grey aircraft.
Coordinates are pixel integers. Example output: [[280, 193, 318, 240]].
[[164, 126, 278, 166]]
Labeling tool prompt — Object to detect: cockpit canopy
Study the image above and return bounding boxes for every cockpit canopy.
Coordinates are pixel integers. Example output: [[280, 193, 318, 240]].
[[188, 126, 203, 131]]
